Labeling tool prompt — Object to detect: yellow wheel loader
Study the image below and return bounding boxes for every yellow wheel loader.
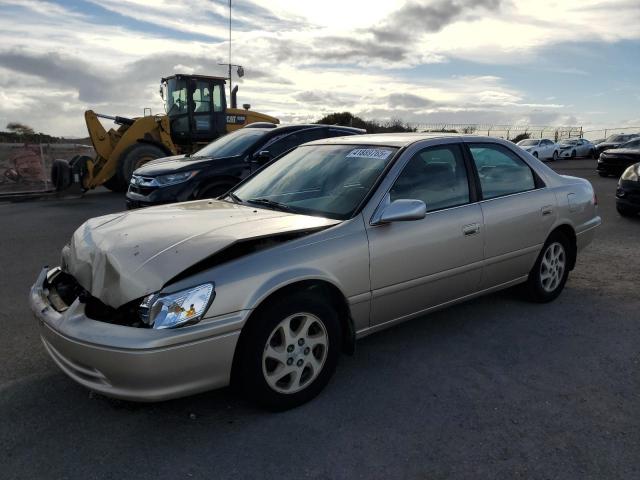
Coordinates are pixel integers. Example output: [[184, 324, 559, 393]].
[[51, 74, 279, 192]]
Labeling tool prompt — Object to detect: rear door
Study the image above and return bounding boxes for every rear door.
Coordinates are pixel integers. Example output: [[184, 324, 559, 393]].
[[466, 142, 556, 289], [366, 142, 484, 326]]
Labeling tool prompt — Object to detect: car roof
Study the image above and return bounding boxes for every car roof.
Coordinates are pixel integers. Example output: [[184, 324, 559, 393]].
[[305, 132, 477, 147], [248, 124, 365, 136]]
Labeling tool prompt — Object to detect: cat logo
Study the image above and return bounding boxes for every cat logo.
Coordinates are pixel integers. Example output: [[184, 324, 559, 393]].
[[226, 115, 247, 125]]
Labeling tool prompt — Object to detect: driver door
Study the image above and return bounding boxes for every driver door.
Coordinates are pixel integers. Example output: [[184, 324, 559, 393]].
[[366, 143, 484, 326]]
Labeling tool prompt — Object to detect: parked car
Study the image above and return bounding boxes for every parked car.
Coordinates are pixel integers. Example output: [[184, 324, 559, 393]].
[[616, 162, 640, 217], [30, 134, 600, 410], [557, 138, 595, 158], [516, 138, 558, 161], [597, 138, 640, 177], [594, 133, 640, 158], [125, 123, 364, 208]]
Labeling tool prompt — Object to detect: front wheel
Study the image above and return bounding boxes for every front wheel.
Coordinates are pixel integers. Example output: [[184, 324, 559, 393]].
[[236, 292, 342, 410], [571, 149, 577, 158], [523, 232, 571, 303], [617, 204, 638, 217], [552, 150, 558, 161], [533, 151, 539, 158]]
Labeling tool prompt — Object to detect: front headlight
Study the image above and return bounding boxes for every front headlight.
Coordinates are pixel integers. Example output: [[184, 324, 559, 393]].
[[139, 283, 214, 329], [620, 165, 640, 182], [156, 170, 199, 186]]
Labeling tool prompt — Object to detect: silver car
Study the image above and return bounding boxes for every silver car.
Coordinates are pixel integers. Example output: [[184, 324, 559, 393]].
[[30, 134, 600, 410]]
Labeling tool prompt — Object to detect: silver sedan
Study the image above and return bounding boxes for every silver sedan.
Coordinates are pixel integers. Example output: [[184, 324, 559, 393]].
[[30, 134, 600, 410]]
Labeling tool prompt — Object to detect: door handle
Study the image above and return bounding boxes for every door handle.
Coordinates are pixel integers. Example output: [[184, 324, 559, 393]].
[[462, 223, 480, 236], [541, 205, 554, 216]]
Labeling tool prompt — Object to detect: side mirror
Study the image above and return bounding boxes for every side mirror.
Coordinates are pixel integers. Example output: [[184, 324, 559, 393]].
[[377, 199, 426, 224], [252, 150, 272, 165]]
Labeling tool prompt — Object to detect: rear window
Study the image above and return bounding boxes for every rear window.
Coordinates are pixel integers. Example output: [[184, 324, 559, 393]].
[[194, 129, 268, 158]]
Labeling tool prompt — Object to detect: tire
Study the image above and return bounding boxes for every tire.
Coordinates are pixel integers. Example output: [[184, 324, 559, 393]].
[[235, 292, 342, 410], [598, 172, 608, 177], [616, 204, 638, 217], [532, 151, 538, 158], [523, 232, 572, 303], [552, 151, 558, 161], [589, 149, 595, 159], [571, 149, 576, 159], [116, 143, 167, 190], [51, 159, 72, 191], [195, 180, 237, 200]]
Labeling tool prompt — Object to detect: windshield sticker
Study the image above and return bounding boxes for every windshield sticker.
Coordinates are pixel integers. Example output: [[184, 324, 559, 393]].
[[346, 148, 393, 160]]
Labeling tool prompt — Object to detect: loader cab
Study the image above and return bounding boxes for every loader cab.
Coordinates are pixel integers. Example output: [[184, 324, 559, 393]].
[[161, 74, 227, 149]]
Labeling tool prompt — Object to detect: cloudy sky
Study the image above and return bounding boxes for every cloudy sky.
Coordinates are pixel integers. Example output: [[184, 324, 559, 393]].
[[0, 0, 639, 137]]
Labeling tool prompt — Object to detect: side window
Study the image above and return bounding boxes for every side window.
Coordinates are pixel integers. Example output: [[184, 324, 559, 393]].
[[469, 144, 536, 200], [264, 129, 327, 158], [390, 144, 470, 212], [212, 85, 223, 112]]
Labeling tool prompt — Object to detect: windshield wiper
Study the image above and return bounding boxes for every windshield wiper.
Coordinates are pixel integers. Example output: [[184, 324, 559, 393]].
[[246, 198, 297, 213], [227, 192, 242, 204]]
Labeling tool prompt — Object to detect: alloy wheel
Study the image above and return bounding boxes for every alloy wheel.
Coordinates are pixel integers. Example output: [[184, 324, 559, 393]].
[[540, 242, 566, 293], [262, 313, 328, 394]]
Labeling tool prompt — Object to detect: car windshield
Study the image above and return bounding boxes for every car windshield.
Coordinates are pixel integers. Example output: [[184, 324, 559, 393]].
[[194, 129, 269, 158], [231, 144, 398, 220], [605, 134, 633, 143], [518, 140, 539, 146]]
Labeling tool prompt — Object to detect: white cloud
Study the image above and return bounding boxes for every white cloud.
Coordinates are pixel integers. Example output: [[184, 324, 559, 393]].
[[0, 0, 638, 136]]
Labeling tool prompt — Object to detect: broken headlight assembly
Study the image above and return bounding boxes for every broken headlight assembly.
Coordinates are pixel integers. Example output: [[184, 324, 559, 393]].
[[139, 283, 214, 329]]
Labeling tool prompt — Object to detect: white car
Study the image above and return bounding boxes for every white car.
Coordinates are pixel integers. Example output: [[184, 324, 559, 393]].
[[516, 139, 558, 161], [556, 138, 596, 159]]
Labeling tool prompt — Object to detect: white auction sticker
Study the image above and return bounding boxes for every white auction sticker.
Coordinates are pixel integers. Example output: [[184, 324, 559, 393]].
[[346, 148, 393, 160]]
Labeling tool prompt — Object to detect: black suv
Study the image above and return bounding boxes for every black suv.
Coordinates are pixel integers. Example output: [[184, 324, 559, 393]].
[[126, 124, 364, 208]]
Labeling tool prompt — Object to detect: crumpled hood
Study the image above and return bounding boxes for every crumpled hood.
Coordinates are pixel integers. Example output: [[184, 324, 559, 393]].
[[62, 200, 340, 308]]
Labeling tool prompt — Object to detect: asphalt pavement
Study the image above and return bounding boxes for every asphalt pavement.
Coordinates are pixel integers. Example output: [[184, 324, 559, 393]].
[[0, 159, 638, 479]]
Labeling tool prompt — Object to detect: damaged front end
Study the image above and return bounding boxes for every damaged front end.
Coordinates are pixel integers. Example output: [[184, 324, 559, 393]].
[[51, 226, 329, 330], [43, 267, 148, 327]]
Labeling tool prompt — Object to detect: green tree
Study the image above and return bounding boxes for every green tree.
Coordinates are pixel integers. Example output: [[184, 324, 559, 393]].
[[6, 122, 34, 136]]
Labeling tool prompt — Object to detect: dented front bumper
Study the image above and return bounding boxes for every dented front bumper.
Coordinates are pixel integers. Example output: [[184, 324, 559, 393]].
[[29, 267, 247, 402]]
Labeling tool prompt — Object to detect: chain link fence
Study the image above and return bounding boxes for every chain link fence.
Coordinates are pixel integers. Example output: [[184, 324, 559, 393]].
[[0, 143, 94, 196], [580, 126, 640, 142], [411, 123, 585, 142]]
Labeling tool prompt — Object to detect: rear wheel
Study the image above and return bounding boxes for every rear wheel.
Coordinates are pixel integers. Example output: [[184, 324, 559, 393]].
[[589, 149, 596, 159], [116, 143, 167, 190], [598, 172, 608, 177], [235, 292, 341, 410], [532, 151, 539, 158], [571, 149, 577, 158], [552, 150, 558, 161], [51, 159, 72, 191], [523, 232, 571, 303]]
